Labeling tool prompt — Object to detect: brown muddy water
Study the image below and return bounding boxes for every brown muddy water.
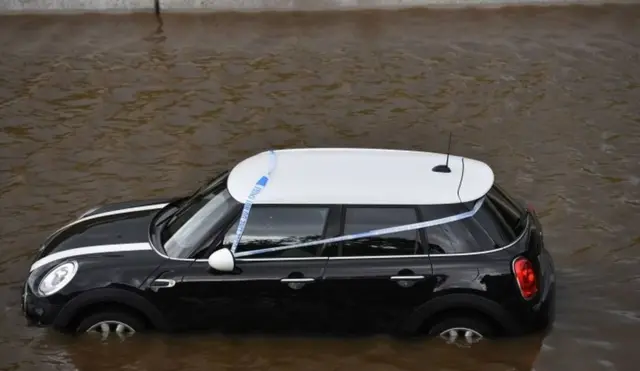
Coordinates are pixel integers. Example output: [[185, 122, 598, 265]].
[[1, 4, 640, 371]]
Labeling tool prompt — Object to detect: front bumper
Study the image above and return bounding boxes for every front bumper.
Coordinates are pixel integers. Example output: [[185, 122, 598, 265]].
[[21, 282, 63, 327]]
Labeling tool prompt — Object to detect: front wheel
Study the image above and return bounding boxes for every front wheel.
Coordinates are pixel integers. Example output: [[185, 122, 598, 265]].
[[75, 310, 145, 340], [427, 316, 494, 347]]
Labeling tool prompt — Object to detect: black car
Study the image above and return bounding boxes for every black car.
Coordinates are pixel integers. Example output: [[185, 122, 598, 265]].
[[22, 148, 556, 344]]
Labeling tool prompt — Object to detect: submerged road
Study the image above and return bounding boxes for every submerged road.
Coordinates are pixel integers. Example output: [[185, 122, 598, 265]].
[[1, 5, 639, 371]]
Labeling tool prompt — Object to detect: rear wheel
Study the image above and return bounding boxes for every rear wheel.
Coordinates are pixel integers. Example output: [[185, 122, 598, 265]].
[[427, 316, 494, 346], [75, 310, 146, 340]]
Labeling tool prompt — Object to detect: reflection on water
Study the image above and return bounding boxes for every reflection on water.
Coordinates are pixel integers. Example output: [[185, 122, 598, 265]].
[[36, 331, 547, 371], [1, 4, 640, 371]]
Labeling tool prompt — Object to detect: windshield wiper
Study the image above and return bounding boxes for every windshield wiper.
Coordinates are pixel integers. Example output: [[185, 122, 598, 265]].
[[155, 171, 230, 240], [154, 177, 213, 227], [154, 203, 181, 226], [168, 172, 231, 222]]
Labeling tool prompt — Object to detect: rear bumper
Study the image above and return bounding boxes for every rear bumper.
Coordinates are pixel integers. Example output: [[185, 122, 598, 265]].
[[527, 279, 556, 334], [534, 246, 556, 333], [497, 283, 555, 336]]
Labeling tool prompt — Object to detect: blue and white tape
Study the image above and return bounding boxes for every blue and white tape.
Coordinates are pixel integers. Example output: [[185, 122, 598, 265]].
[[230, 150, 277, 253], [229, 149, 486, 258], [234, 197, 484, 257]]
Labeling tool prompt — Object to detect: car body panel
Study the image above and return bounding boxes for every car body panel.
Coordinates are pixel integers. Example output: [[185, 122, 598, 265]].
[[227, 148, 494, 205], [78, 197, 176, 219], [23, 198, 173, 329], [34, 198, 175, 264], [52, 286, 170, 331], [321, 256, 433, 334], [21, 153, 556, 339], [23, 248, 166, 328], [140, 257, 333, 333]]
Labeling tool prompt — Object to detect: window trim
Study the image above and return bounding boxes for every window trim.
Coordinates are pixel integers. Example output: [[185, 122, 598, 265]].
[[188, 200, 531, 262], [326, 211, 530, 260], [419, 200, 505, 255], [428, 214, 529, 258], [418, 198, 516, 255]]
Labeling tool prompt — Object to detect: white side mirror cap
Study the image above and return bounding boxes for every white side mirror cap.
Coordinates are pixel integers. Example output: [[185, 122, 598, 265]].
[[208, 248, 235, 272]]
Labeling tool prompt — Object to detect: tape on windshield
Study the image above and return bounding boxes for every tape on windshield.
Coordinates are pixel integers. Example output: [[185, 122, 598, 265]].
[[233, 196, 485, 258], [230, 150, 277, 253]]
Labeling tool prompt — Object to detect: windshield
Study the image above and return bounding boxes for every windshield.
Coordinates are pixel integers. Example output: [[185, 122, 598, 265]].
[[162, 177, 241, 259]]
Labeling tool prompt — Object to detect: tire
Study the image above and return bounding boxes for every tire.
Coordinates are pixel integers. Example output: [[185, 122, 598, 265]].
[[427, 316, 495, 345], [75, 310, 146, 338]]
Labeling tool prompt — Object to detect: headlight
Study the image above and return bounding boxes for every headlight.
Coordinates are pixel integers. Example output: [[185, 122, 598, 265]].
[[37, 261, 78, 297]]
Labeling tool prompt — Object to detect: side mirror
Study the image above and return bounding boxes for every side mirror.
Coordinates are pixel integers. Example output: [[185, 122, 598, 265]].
[[208, 247, 235, 272]]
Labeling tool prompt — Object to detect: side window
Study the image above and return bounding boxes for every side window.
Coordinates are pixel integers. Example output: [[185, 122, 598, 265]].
[[221, 206, 330, 258], [469, 198, 516, 245], [487, 185, 527, 235], [341, 207, 423, 257], [422, 202, 497, 254]]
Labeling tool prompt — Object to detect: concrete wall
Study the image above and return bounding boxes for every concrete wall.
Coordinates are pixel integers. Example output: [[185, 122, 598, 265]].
[[1, 0, 154, 12], [160, 0, 635, 12], [0, 0, 637, 14]]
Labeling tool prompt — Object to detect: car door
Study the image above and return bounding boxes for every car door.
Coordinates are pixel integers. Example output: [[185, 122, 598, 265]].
[[142, 257, 203, 332], [320, 205, 434, 335], [166, 204, 340, 334]]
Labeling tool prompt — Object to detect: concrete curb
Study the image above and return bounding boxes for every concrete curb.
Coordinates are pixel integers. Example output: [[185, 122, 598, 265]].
[[1, 0, 155, 13], [160, 0, 638, 13], [0, 0, 637, 14]]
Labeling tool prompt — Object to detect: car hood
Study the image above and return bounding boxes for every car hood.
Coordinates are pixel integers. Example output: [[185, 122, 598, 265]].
[[30, 198, 176, 272], [76, 197, 175, 219]]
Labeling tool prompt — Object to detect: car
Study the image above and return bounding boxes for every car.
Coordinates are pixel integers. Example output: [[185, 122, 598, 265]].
[[21, 147, 556, 344]]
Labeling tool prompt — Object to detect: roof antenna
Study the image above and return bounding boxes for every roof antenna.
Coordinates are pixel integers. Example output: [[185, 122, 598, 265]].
[[432, 132, 452, 173]]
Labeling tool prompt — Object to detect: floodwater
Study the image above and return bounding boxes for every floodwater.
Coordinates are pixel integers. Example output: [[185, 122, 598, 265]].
[[1, 4, 639, 371]]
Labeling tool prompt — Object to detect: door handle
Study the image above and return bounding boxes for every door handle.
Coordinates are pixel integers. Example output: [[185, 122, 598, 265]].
[[390, 275, 425, 281], [149, 278, 176, 291], [280, 278, 315, 283]]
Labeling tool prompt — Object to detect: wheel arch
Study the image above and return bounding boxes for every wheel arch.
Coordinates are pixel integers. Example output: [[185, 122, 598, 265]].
[[53, 287, 169, 332], [402, 291, 524, 336]]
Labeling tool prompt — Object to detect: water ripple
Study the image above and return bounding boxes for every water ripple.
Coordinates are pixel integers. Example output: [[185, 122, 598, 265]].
[[1, 6, 639, 371]]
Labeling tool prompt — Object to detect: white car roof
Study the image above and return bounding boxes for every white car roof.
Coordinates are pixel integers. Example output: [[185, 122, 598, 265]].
[[226, 148, 494, 205]]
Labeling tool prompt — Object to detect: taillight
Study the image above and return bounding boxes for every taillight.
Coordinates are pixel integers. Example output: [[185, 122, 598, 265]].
[[512, 256, 538, 300]]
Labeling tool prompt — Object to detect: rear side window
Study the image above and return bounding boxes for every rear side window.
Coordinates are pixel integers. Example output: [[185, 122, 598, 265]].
[[421, 203, 498, 254], [420, 185, 526, 254], [469, 198, 516, 245], [340, 207, 423, 257], [486, 184, 527, 236]]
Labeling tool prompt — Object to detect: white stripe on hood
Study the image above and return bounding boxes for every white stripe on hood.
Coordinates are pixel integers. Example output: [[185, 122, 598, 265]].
[[30, 243, 153, 272], [71, 203, 168, 229], [45, 203, 168, 245]]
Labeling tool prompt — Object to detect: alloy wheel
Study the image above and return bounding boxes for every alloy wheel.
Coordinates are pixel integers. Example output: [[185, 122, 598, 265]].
[[438, 327, 483, 347], [86, 320, 136, 341]]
